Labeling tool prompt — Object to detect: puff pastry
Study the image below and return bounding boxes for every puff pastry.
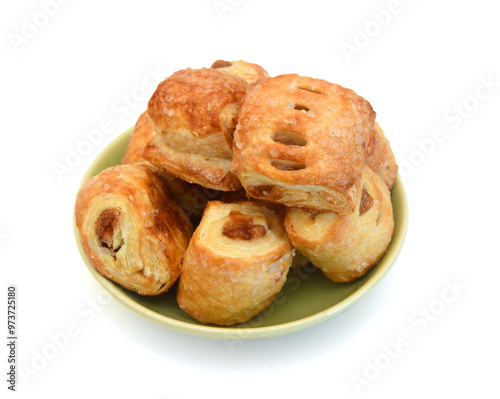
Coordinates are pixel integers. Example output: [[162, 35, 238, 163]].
[[218, 190, 309, 267], [211, 59, 270, 84], [75, 163, 193, 295], [367, 122, 398, 190], [232, 74, 375, 214], [177, 201, 293, 325], [122, 111, 157, 165], [144, 68, 248, 191], [284, 166, 393, 282], [122, 111, 220, 220]]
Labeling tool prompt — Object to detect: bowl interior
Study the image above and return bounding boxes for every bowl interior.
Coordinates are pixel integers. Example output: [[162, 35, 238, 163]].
[[74, 128, 408, 339]]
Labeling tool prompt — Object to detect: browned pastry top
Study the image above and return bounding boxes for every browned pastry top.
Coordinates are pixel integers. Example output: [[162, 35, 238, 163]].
[[232, 73, 376, 213], [148, 67, 248, 139]]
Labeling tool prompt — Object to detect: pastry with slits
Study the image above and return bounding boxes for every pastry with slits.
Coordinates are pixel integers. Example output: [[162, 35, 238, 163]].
[[210, 59, 270, 85], [231, 74, 376, 214], [284, 166, 394, 283]]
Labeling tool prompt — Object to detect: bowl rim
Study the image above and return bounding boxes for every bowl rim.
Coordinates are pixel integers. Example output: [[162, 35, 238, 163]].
[[73, 128, 409, 340]]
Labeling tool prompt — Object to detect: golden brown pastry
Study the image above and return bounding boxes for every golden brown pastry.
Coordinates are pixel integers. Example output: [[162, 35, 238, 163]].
[[232, 74, 375, 214], [144, 68, 248, 191], [211, 59, 270, 84], [75, 163, 193, 295], [122, 111, 157, 164], [218, 190, 308, 267], [122, 111, 220, 221], [177, 201, 293, 325], [367, 122, 398, 190], [284, 166, 393, 282]]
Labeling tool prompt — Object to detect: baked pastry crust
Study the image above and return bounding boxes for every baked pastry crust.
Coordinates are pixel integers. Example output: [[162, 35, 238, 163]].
[[211, 59, 270, 84], [284, 166, 393, 282], [123, 111, 220, 220], [75, 163, 193, 295], [367, 122, 398, 190], [144, 68, 248, 191], [218, 190, 308, 267], [177, 201, 293, 325], [122, 111, 156, 164], [232, 74, 375, 214]]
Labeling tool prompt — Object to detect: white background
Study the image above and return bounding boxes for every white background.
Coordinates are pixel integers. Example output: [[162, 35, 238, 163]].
[[2, 0, 499, 398]]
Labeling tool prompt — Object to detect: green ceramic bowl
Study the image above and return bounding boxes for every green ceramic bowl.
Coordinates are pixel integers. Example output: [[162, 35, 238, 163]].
[[74, 127, 408, 340]]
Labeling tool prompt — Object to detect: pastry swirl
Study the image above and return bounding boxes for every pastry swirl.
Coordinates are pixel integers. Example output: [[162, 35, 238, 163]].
[[177, 201, 293, 325], [232, 74, 375, 214], [218, 190, 309, 267], [284, 166, 393, 282], [75, 163, 193, 295], [144, 68, 248, 191]]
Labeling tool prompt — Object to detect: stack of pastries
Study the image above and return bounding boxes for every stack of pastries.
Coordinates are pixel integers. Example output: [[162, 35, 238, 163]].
[[75, 59, 398, 326]]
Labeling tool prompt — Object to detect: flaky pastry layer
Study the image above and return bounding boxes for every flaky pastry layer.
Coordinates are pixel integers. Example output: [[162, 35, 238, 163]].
[[367, 122, 398, 190], [232, 74, 375, 214], [285, 167, 394, 282], [177, 201, 293, 325], [145, 68, 248, 190], [75, 163, 193, 295], [218, 190, 309, 267], [123, 111, 220, 219]]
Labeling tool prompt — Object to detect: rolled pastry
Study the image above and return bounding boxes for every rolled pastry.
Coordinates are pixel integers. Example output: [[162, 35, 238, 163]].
[[123, 111, 220, 220], [75, 163, 193, 295], [211, 59, 270, 84], [177, 201, 293, 325], [232, 74, 375, 214], [219, 190, 308, 268], [144, 68, 248, 191], [367, 122, 398, 190], [284, 167, 393, 282], [218, 190, 308, 267]]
